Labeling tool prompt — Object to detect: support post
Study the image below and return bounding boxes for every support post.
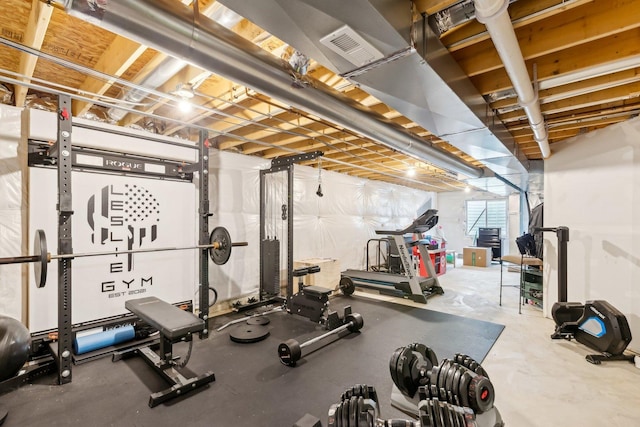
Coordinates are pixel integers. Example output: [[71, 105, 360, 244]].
[[556, 226, 569, 303], [286, 165, 294, 297], [198, 130, 210, 338], [535, 226, 570, 303], [259, 169, 266, 297], [55, 94, 73, 385]]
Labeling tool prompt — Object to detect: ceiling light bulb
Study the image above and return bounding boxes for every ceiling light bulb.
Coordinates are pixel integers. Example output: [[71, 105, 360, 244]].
[[178, 99, 192, 113], [464, 186, 471, 193], [174, 83, 195, 99], [407, 168, 416, 177]]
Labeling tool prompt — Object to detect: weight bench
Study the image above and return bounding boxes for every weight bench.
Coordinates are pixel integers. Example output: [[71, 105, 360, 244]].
[[115, 296, 215, 407], [289, 266, 331, 323]]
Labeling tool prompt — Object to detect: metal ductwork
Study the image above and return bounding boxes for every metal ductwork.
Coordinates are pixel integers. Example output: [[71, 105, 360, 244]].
[[54, 0, 485, 179], [106, 3, 244, 122], [216, 0, 530, 194], [107, 56, 187, 122]]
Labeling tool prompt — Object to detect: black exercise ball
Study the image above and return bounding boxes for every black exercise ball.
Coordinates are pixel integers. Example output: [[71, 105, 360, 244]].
[[0, 315, 31, 381]]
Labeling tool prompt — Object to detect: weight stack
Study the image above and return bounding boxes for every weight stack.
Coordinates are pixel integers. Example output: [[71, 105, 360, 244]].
[[261, 238, 280, 296]]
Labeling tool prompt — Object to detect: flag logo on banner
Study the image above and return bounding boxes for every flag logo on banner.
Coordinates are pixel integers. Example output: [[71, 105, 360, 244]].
[[86, 183, 161, 297]]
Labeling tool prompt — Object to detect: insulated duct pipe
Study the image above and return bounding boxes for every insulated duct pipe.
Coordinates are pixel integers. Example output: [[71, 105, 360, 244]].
[[107, 56, 187, 122], [53, 0, 485, 179], [106, 3, 244, 122], [474, 0, 551, 159]]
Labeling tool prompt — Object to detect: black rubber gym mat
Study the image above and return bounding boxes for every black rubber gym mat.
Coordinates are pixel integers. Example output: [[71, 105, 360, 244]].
[[0, 295, 504, 427]]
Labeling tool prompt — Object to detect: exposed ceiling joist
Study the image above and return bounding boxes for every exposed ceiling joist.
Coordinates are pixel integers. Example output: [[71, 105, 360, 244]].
[[14, 0, 53, 107], [1, 0, 638, 192], [456, 0, 640, 78], [442, 0, 594, 50], [71, 36, 147, 117], [414, 0, 465, 15]]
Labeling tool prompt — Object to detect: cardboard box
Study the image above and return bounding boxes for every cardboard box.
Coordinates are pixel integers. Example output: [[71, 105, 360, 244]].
[[293, 258, 341, 292], [463, 247, 492, 267]]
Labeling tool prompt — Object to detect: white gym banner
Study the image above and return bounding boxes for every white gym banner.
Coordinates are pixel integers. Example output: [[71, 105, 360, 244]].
[[28, 167, 197, 332]]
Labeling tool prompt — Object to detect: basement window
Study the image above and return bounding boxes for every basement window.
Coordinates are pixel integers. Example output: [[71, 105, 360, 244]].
[[466, 199, 507, 239]]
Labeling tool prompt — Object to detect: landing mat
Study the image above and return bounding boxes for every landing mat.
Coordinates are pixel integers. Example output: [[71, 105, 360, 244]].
[[1, 296, 504, 427]]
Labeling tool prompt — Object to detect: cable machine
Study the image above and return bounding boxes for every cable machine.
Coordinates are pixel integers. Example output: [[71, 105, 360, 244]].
[[264, 151, 323, 305], [234, 151, 323, 311]]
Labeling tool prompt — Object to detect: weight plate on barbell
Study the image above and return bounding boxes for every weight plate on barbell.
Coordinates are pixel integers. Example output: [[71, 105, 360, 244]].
[[34, 229, 47, 289], [209, 226, 232, 265], [339, 276, 355, 296]]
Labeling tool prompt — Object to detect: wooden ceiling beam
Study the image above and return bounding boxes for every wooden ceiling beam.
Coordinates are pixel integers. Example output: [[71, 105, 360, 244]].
[[472, 27, 640, 95], [491, 66, 640, 110], [507, 101, 640, 134], [260, 135, 379, 159], [322, 152, 406, 173], [207, 104, 288, 142], [119, 64, 211, 127], [14, 0, 53, 107], [455, 0, 640, 78], [120, 15, 270, 130], [238, 124, 358, 155], [161, 83, 273, 136], [443, 0, 593, 50], [71, 35, 147, 117], [499, 80, 640, 122], [214, 110, 317, 143], [413, 0, 463, 15], [512, 114, 629, 139]]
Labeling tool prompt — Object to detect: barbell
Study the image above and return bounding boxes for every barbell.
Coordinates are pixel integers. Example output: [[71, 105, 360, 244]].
[[0, 227, 248, 289], [278, 312, 364, 367]]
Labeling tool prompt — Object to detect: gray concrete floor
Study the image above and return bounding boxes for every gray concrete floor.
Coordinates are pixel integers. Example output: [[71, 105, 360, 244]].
[[353, 260, 640, 427]]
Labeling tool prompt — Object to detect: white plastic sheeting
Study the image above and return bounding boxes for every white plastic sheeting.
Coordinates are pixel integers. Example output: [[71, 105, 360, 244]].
[[0, 101, 434, 319], [0, 105, 24, 321], [28, 169, 197, 332], [207, 150, 434, 302]]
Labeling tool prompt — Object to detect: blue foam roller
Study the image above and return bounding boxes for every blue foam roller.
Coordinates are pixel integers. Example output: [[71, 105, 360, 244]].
[[73, 325, 136, 355]]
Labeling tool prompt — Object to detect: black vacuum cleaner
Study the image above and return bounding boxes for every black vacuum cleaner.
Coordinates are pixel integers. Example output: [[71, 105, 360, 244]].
[[536, 226, 635, 365]]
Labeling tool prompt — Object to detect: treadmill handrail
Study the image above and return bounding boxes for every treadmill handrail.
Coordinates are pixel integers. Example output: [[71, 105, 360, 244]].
[[375, 209, 439, 236]]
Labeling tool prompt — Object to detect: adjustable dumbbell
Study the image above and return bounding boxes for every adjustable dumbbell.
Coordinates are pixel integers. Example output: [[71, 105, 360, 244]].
[[278, 312, 364, 366], [389, 344, 495, 414], [327, 384, 477, 427]]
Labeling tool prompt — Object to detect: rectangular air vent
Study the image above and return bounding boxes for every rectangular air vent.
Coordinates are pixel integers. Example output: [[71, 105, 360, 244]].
[[319, 25, 384, 67]]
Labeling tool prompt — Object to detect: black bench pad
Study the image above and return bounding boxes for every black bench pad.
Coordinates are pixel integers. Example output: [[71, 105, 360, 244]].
[[126, 297, 204, 341], [302, 285, 332, 297]]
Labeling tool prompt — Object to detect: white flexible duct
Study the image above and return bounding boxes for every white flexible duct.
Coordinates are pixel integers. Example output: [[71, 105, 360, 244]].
[[474, 0, 551, 158]]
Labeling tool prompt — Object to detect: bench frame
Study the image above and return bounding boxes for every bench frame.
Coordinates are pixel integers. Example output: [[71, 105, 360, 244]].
[[114, 297, 215, 407]]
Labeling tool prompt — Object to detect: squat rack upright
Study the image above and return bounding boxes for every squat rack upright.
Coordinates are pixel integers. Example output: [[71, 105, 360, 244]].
[[38, 95, 213, 385]]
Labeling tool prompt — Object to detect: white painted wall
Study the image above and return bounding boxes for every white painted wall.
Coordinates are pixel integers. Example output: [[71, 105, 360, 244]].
[[544, 116, 640, 352]]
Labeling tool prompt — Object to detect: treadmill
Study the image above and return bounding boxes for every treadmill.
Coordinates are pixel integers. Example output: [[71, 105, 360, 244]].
[[340, 209, 444, 303]]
